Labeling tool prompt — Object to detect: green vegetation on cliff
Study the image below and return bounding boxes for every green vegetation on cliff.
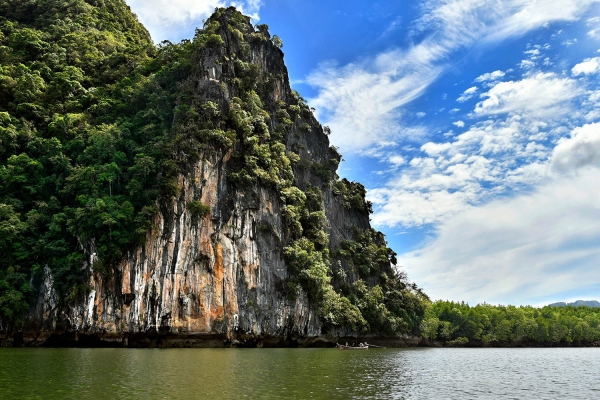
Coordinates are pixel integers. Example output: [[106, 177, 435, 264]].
[[0, 0, 157, 326], [0, 1, 427, 336]]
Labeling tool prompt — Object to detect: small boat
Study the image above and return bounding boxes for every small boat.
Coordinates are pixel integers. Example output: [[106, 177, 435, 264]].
[[336, 343, 368, 350]]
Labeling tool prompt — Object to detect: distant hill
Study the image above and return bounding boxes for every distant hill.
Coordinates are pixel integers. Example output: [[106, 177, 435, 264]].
[[549, 300, 600, 308]]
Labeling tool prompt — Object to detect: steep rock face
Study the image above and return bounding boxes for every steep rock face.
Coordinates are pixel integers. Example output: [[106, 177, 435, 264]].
[[20, 8, 367, 347], [0, 6, 426, 348], [32, 156, 321, 346]]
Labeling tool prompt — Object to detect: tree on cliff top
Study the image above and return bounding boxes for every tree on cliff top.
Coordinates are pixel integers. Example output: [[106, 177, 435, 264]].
[[272, 35, 283, 49]]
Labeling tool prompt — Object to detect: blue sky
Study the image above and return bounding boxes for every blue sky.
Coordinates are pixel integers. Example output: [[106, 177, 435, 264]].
[[125, 0, 600, 306]]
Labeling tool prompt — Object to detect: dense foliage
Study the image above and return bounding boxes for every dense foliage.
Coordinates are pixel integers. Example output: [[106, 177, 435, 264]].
[[0, 0, 211, 326], [336, 228, 427, 334], [423, 301, 600, 345], [0, 1, 427, 335]]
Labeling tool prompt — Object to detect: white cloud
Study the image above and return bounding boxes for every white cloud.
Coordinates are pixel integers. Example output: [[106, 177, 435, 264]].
[[589, 27, 600, 39], [307, 0, 600, 153], [373, 85, 600, 304], [450, 108, 460, 113], [369, 117, 527, 228], [125, 0, 262, 41], [475, 70, 505, 82], [587, 16, 600, 39], [474, 73, 582, 116], [370, 187, 481, 227], [519, 59, 536, 69], [420, 0, 599, 43], [360, 5, 600, 305], [416, 112, 427, 118], [369, 94, 593, 229], [456, 86, 478, 102], [551, 122, 600, 172], [367, 52, 600, 230], [524, 48, 540, 58], [389, 155, 406, 166], [572, 57, 600, 75], [399, 167, 600, 305]]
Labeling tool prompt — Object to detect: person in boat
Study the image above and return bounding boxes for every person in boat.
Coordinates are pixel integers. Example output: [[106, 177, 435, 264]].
[[359, 343, 364, 347], [346, 342, 349, 346]]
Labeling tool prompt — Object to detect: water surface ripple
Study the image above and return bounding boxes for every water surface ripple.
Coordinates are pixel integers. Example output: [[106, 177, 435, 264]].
[[1, 347, 598, 399]]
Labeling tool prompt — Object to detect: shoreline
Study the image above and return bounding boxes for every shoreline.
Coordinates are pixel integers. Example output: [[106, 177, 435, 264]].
[[0, 331, 422, 348], [2, 331, 599, 348]]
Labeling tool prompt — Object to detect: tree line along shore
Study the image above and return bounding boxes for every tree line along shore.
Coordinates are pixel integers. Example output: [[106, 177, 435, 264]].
[[421, 301, 600, 346]]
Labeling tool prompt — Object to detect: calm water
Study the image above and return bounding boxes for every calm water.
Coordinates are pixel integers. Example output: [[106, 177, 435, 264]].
[[1, 347, 599, 399]]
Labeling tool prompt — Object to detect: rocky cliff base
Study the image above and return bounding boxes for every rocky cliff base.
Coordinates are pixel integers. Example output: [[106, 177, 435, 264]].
[[0, 330, 424, 348]]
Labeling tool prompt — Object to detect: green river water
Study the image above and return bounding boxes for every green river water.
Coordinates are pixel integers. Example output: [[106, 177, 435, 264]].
[[1, 347, 599, 399]]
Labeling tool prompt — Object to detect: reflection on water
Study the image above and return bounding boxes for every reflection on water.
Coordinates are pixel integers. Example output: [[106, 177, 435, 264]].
[[1, 347, 599, 399]]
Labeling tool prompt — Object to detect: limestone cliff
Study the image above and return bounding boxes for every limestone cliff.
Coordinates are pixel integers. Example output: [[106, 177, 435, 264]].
[[1, 5, 426, 347]]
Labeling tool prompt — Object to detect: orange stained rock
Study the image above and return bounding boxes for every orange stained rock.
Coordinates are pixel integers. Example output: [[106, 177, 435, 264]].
[[243, 263, 258, 289], [265, 198, 273, 214], [121, 260, 131, 295], [214, 242, 224, 286], [222, 149, 232, 163]]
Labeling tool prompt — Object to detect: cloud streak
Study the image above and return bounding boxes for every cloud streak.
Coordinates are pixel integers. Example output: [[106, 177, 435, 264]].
[[399, 166, 600, 305], [307, 0, 599, 153]]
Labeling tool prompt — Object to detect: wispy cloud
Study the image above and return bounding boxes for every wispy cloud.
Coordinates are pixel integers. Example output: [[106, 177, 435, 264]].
[[457, 86, 478, 103], [399, 166, 600, 305], [588, 16, 600, 39], [519, 59, 536, 69], [307, 0, 599, 153], [125, 0, 262, 41], [305, 0, 600, 306], [307, 59, 441, 152], [369, 119, 533, 227], [389, 155, 406, 166], [381, 16, 403, 37]]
